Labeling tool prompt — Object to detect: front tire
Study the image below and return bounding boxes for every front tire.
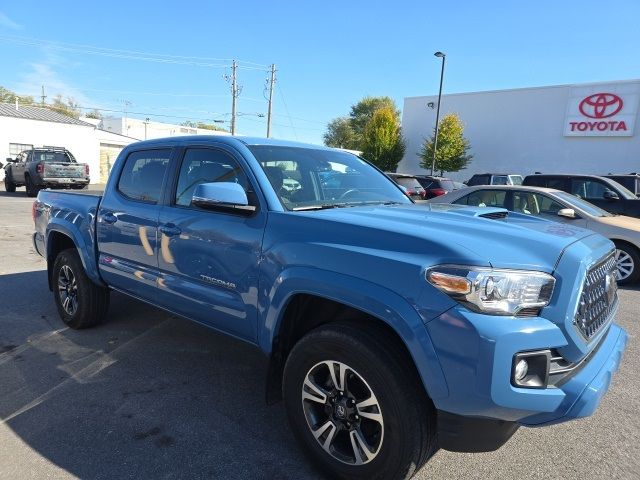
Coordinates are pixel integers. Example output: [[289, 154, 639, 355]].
[[283, 322, 436, 480], [4, 174, 16, 192], [614, 242, 640, 285], [52, 249, 110, 328]]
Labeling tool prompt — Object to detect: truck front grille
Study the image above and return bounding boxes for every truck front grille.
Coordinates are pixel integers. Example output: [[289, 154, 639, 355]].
[[574, 252, 617, 340]]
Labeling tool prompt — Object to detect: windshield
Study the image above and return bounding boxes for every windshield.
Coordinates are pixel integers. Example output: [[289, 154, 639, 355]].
[[509, 175, 523, 185], [555, 191, 612, 217], [605, 179, 637, 199], [32, 151, 75, 163], [248, 145, 411, 210]]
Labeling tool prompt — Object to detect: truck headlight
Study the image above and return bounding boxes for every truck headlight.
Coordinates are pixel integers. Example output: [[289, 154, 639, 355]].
[[426, 266, 555, 316]]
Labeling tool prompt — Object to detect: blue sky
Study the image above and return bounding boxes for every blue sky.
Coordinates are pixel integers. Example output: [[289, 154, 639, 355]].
[[1, 1, 639, 144]]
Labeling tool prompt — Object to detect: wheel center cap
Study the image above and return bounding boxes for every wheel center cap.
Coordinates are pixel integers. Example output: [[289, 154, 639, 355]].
[[335, 404, 346, 419]]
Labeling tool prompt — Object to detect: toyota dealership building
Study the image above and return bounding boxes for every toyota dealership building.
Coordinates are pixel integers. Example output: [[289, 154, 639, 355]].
[[397, 79, 640, 181]]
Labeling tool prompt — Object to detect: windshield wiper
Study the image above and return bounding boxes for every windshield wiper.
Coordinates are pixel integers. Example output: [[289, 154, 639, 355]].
[[292, 201, 405, 211], [292, 204, 343, 211]]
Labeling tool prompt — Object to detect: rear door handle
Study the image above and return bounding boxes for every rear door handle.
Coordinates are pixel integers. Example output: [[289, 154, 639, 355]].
[[102, 212, 117, 224], [160, 223, 182, 237]]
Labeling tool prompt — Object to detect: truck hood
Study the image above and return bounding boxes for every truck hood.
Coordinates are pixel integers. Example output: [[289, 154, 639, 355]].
[[302, 203, 596, 271]]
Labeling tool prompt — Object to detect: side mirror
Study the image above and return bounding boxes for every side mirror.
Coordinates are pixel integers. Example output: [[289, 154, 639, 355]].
[[603, 190, 619, 201], [557, 208, 576, 219], [6, 157, 15, 163], [192, 182, 256, 214]]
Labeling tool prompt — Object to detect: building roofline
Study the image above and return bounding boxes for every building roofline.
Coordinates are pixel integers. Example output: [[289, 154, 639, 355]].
[[404, 78, 640, 101]]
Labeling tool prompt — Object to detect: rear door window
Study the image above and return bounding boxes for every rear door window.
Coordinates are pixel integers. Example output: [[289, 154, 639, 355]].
[[117, 149, 172, 203], [492, 176, 508, 185]]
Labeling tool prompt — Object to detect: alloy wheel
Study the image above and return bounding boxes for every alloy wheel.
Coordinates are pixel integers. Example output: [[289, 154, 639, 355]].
[[301, 360, 384, 465], [58, 265, 79, 316], [615, 249, 634, 282]]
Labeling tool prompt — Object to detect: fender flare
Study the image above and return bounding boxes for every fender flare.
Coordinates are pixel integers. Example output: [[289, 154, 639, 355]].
[[259, 266, 449, 401], [46, 221, 104, 287]]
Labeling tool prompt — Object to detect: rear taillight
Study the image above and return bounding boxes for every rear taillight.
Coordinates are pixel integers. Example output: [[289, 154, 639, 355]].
[[85, 164, 90, 176], [406, 188, 415, 196], [36, 163, 44, 174], [431, 188, 446, 196], [32, 201, 37, 222]]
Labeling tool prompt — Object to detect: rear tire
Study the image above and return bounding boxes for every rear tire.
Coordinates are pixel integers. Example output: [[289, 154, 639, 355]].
[[52, 248, 110, 329], [613, 241, 640, 285], [25, 175, 39, 197], [283, 321, 436, 480], [4, 174, 16, 192]]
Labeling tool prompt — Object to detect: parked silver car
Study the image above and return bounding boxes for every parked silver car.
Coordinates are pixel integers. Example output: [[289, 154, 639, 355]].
[[430, 185, 640, 284]]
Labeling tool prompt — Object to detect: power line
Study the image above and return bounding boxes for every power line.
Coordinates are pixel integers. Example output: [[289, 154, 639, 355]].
[[277, 83, 298, 140], [0, 35, 269, 69]]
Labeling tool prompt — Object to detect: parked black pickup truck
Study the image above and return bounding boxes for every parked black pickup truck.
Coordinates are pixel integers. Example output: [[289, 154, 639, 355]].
[[523, 174, 640, 218], [4, 147, 90, 197]]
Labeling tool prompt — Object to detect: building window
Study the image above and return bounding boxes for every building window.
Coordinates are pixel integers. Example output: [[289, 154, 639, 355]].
[[9, 143, 33, 158]]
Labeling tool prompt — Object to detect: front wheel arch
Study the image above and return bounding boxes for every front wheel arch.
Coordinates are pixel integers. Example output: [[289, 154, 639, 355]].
[[265, 290, 447, 407]]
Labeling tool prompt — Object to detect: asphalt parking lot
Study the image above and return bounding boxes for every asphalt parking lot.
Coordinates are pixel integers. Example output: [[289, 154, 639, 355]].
[[0, 189, 638, 480]]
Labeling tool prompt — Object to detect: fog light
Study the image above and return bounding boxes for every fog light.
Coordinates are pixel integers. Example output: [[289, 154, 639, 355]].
[[514, 359, 528, 381], [512, 350, 551, 389]]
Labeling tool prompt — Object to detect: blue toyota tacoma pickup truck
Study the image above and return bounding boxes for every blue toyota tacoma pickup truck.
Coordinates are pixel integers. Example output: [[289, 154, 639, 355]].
[[33, 136, 627, 479]]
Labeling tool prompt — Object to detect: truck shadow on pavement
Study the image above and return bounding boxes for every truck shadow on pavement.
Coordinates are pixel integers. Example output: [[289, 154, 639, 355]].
[[0, 270, 321, 480]]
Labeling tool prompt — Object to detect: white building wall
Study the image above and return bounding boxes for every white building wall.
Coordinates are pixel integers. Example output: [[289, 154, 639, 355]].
[[101, 117, 230, 141], [0, 117, 100, 182], [399, 80, 640, 182]]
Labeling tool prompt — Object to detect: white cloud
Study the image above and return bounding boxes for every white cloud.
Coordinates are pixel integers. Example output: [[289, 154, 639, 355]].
[[0, 11, 22, 30], [11, 51, 96, 109]]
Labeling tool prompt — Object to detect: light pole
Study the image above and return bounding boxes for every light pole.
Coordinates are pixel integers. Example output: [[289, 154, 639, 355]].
[[143, 117, 150, 140], [431, 51, 446, 176]]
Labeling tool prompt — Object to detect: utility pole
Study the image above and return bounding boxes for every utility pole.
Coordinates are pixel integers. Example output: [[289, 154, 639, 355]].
[[40, 85, 47, 106], [231, 60, 238, 135], [266, 64, 276, 138]]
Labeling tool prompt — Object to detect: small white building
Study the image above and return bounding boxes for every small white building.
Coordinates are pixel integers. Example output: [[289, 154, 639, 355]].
[[398, 79, 640, 181], [101, 116, 230, 141], [0, 103, 138, 183]]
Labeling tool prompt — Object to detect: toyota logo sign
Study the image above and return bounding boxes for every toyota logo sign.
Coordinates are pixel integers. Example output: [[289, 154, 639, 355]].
[[565, 85, 638, 137], [579, 93, 624, 119]]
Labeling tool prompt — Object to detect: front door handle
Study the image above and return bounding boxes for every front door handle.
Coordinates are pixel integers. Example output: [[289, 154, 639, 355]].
[[102, 212, 117, 224], [160, 223, 182, 237]]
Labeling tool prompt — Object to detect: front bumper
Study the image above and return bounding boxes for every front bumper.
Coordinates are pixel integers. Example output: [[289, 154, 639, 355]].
[[427, 306, 627, 425]]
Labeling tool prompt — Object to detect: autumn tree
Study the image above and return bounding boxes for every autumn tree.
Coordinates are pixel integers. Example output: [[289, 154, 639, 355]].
[[419, 113, 472, 175], [361, 106, 406, 171], [324, 96, 401, 150]]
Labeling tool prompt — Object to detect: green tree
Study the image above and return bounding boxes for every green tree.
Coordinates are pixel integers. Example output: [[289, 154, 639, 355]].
[[0, 86, 35, 105], [85, 109, 103, 119], [419, 113, 472, 175], [361, 106, 406, 172], [48, 95, 81, 118], [196, 122, 227, 132], [323, 117, 357, 149]]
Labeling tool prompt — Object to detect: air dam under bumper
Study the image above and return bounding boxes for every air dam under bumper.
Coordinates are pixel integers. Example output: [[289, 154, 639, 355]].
[[426, 306, 627, 426]]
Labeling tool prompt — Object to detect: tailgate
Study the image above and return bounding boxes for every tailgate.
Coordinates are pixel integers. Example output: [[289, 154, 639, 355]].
[[44, 162, 86, 178]]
